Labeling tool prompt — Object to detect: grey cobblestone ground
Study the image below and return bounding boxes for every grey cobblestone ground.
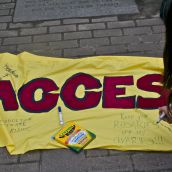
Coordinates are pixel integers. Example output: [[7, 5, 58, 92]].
[[0, 0, 172, 172]]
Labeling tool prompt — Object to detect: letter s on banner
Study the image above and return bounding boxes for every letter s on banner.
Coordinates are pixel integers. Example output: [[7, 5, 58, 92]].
[[137, 74, 169, 109]]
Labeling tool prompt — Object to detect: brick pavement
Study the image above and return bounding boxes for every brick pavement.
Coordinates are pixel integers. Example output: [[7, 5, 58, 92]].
[[0, 0, 172, 172]]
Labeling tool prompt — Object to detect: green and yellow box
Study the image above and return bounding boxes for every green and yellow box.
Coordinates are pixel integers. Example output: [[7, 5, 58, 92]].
[[54, 121, 96, 153]]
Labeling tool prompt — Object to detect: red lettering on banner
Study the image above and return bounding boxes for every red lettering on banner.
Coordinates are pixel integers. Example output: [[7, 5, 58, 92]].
[[0, 73, 168, 112], [103, 76, 135, 108], [60, 73, 102, 110], [137, 74, 169, 109], [0, 81, 18, 111], [18, 78, 59, 113]]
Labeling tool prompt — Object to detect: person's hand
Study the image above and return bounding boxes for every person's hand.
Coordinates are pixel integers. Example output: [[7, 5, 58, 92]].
[[159, 105, 172, 124]]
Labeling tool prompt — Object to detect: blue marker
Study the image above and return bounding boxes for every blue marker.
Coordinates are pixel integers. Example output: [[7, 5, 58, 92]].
[[58, 106, 64, 125]]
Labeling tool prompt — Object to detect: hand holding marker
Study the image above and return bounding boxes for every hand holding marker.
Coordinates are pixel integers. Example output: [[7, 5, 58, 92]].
[[156, 112, 166, 124]]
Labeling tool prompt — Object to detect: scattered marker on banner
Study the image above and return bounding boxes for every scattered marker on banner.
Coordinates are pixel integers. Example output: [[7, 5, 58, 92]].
[[58, 106, 64, 125], [52, 106, 96, 153], [156, 112, 166, 124]]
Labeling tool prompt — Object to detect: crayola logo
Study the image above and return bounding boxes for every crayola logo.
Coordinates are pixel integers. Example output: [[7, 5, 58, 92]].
[[59, 125, 75, 138]]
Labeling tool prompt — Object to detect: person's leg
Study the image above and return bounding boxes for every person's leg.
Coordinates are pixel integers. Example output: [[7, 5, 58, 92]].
[[160, 0, 172, 89], [159, 0, 172, 123]]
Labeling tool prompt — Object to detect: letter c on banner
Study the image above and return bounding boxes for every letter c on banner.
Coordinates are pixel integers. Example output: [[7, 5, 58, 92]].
[[60, 73, 102, 110], [18, 78, 59, 113]]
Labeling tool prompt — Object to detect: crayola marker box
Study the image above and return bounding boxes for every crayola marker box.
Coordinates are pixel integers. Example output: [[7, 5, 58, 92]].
[[54, 121, 96, 153]]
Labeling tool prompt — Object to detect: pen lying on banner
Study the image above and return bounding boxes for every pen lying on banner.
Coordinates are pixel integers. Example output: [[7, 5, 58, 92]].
[[58, 106, 64, 126]]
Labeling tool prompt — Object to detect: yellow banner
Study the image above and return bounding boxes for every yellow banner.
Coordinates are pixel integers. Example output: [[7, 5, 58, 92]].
[[0, 52, 171, 155]]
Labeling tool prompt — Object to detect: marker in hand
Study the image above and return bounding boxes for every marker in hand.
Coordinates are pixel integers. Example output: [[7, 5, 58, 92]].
[[156, 112, 166, 124], [58, 106, 64, 125]]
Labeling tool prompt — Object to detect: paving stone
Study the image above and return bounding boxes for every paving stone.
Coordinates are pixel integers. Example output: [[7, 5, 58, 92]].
[[17, 43, 47, 52], [86, 149, 108, 157], [0, 23, 7, 30], [64, 31, 92, 40], [37, 20, 61, 27], [14, 0, 139, 22], [3, 36, 32, 45], [0, 163, 39, 172], [88, 170, 129, 172], [49, 25, 76, 33], [0, 3, 15, 9], [122, 51, 150, 56], [80, 38, 109, 48], [34, 49, 62, 57], [96, 45, 128, 55], [33, 34, 61, 43], [0, 148, 18, 164], [109, 150, 131, 156], [107, 21, 135, 29], [0, 0, 11, 3], [64, 47, 95, 57], [92, 16, 118, 23], [0, 9, 10, 15], [139, 34, 164, 43], [19, 48, 62, 57], [42, 149, 85, 160], [128, 42, 161, 52], [93, 29, 122, 37], [0, 45, 17, 53], [63, 18, 89, 24], [87, 155, 133, 172], [0, 16, 12, 22], [20, 27, 47, 36], [49, 40, 78, 49], [117, 14, 140, 21], [136, 18, 163, 26], [9, 23, 33, 29], [0, 30, 18, 37], [152, 25, 165, 33], [132, 153, 172, 171], [79, 23, 105, 31], [111, 35, 140, 45], [143, 50, 164, 57], [41, 149, 86, 172], [10, 8, 14, 15], [19, 150, 40, 162], [123, 27, 152, 35], [41, 149, 133, 172]]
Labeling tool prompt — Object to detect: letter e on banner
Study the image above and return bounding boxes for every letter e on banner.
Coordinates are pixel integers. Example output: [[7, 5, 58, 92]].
[[103, 76, 135, 109]]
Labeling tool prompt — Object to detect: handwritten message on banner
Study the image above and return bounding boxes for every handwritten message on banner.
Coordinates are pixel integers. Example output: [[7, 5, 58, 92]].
[[0, 52, 171, 155]]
